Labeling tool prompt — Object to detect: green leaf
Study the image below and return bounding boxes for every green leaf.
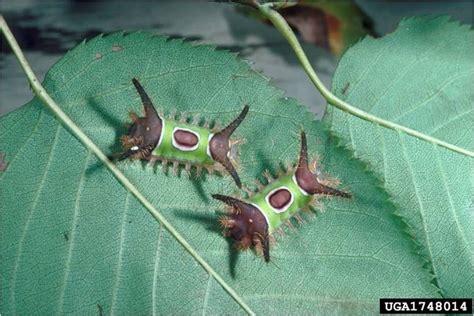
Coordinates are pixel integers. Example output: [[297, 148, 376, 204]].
[[1, 32, 439, 315], [326, 16, 473, 298]]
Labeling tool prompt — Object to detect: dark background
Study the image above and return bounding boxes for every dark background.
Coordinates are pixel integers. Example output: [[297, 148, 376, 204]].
[[1, 0, 472, 116]]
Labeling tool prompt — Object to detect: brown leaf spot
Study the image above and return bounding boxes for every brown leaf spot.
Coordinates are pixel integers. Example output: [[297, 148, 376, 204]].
[[0, 152, 8, 172], [341, 82, 350, 95]]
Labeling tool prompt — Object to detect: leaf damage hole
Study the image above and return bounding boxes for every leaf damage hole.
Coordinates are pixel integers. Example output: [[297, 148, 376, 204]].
[[95, 52, 103, 60]]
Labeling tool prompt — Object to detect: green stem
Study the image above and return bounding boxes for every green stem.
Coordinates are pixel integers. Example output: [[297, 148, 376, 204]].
[[0, 15, 255, 316], [258, 3, 474, 158]]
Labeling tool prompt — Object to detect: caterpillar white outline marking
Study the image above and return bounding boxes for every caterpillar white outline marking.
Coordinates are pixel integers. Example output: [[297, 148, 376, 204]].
[[171, 127, 200, 152], [265, 186, 294, 213]]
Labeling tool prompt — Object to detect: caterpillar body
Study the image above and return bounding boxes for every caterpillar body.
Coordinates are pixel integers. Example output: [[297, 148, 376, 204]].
[[118, 78, 249, 188], [212, 132, 351, 262]]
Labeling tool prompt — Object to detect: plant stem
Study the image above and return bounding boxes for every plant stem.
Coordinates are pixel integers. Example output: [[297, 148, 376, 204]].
[[257, 3, 474, 158], [0, 15, 255, 316]]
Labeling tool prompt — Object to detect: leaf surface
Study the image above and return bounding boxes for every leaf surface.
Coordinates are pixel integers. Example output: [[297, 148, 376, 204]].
[[327, 16, 473, 298], [1, 32, 439, 314]]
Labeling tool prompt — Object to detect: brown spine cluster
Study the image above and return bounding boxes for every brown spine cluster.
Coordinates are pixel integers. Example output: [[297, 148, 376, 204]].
[[213, 194, 271, 262]]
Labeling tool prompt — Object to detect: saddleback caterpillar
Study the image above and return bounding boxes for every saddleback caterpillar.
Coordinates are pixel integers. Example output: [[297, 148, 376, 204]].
[[116, 78, 249, 188], [213, 131, 351, 262]]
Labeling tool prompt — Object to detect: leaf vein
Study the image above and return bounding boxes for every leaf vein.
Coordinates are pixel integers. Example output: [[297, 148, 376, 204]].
[[109, 192, 130, 314], [393, 70, 474, 122], [0, 110, 44, 182], [201, 276, 212, 316], [8, 123, 61, 314], [367, 40, 450, 113], [433, 145, 468, 246], [428, 107, 473, 136], [398, 132, 439, 285], [152, 223, 164, 316], [57, 151, 91, 314]]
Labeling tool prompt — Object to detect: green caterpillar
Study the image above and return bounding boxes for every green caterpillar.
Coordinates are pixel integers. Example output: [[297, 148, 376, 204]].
[[117, 78, 249, 187], [213, 132, 351, 262]]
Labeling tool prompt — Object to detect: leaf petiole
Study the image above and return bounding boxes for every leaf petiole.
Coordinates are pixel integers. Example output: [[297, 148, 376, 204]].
[[256, 2, 474, 158]]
